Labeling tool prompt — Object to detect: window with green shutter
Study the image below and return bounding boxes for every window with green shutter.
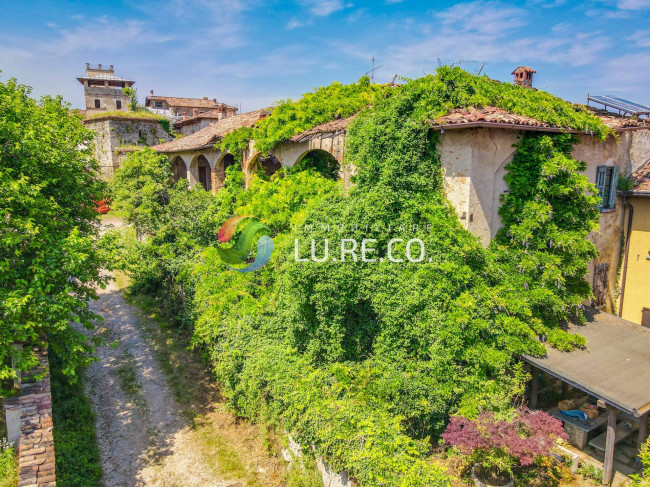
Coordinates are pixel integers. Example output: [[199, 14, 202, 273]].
[[595, 165, 619, 210]]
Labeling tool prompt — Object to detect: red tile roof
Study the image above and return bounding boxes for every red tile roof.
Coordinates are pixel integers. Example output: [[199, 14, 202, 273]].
[[632, 163, 650, 191], [429, 106, 650, 132], [152, 109, 269, 153], [173, 108, 234, 127], [146, 95, 236, 110], [290, 116, 355, 142], [512, 66, 536, 74]]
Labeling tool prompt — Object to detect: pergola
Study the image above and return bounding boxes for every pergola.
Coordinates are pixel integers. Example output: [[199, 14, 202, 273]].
[[523, 308, 650, 486]]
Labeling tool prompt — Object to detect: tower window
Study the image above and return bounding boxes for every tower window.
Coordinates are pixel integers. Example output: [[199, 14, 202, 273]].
[[116, 100, 122, 110], [94, 99, 100, 109]]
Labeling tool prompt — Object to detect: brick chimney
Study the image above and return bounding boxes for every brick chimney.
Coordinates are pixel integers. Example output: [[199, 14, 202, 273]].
[[512, 66, 536, 87], [150, 90, 154, 95]]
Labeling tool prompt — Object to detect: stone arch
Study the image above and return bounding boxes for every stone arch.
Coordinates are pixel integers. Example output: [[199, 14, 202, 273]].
[[190, 154, 212, 191], [249, 153, 282, 178], [213, 152, 239, 190], [171, 156, 188, 182], [293, 149, 341, 180]]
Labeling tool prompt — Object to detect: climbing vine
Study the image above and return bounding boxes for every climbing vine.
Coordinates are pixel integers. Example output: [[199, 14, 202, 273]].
[[109, 66, 609, 487]]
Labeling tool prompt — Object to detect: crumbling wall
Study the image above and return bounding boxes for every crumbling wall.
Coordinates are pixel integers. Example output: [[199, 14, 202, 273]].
[[3, 347, 56, 486]]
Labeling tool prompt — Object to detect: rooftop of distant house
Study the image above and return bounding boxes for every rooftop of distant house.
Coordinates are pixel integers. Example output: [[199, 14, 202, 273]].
[[174, 108, 239, 127], [152, 108, 270, 153], [145, 92, 237, 111]]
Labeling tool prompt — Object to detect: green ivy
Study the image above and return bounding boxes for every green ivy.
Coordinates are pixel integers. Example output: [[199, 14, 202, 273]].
[[109, 67, 607, 487]]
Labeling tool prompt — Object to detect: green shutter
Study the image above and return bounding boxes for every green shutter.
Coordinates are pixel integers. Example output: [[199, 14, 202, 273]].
[[596, 166, 607, 208], [608, 166, 620, 209]]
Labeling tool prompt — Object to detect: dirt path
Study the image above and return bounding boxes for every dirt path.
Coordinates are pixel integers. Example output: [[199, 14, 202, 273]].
[[83, 276, 233, 487]]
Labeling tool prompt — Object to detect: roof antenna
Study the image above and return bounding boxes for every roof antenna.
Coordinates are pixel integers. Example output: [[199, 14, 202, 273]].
[[365, 57, 383, 83]]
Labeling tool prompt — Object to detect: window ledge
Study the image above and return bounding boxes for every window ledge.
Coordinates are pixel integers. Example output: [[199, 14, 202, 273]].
[[599, 208, 617, 213]]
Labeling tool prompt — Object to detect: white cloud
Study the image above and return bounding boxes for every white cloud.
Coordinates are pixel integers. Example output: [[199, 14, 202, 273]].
[[618, 0, 650, 9], [286, 17, 305, 29], [629, 30, 650, 46], [301, 0, 346, 16], [436, 1, 526, 36]]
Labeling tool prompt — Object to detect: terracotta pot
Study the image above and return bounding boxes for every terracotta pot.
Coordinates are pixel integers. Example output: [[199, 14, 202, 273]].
[[471, 465, 514, 487]]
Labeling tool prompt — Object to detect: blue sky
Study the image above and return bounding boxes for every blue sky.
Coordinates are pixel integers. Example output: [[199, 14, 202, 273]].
[[1, 0, 649, 112]]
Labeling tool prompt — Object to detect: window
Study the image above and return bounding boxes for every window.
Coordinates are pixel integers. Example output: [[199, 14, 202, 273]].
[[116, 100, 122, 110], [94, 99, 100, 109], [642, 308, 650, 328], [595, 165, 619, 210], [155, 101, 163, 108]]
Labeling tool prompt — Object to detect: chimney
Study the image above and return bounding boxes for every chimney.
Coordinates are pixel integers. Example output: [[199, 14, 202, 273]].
[[86, 62, 90, 69], [150, 90, 154, 95], [98, 64, 102, 70], [193, 108, 199, 116], [203, 97, 208, 100], [512, 66, 536, 88], [109, 65, 114, 70]]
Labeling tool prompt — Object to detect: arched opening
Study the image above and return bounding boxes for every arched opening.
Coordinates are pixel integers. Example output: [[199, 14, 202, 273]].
[[213, 153, 239, 190], [293, 149, 340, 180], [171, 156, 187, 182], [222, 153, 236, 172], [251, 154, 282, 178], [192, 155, 212, 191]]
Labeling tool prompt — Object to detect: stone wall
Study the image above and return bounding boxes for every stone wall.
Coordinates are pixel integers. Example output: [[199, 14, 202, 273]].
[[3, 347, 56, 487], [85, 117, 173, 179]]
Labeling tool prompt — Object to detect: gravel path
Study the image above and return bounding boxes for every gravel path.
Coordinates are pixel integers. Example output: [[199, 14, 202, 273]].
[[83, 276, 232, 487]]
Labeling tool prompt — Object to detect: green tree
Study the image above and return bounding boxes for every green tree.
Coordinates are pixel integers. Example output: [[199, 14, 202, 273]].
[[0, 78, 107, 388], [110, 148, 175, 235], [122, 86, 138, 111]]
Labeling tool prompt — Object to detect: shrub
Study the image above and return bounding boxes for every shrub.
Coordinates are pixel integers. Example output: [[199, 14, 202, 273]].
[[441, 409, 567, 480], [50, 348, 102, 486], [632, 438, 650, 486], [0, 438, 17, 487]]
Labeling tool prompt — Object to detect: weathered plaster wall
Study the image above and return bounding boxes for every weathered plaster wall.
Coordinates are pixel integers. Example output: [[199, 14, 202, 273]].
[[439, 130, 473, 231], [179, 119, 214, 136], [86, 118, 172, 179], [438, 127, 650, 314], [620, 196, 650, 324]]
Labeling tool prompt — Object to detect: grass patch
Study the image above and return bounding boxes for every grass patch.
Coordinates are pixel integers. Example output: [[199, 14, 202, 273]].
[[0, 438, 17, 487], [116, 351, 145, 407], [50, 349, 103, 487], [86, 110, 167, 121]]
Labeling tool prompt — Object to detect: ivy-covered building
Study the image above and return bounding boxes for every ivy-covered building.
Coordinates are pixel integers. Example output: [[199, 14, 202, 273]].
[[153, 100, 650, 316]]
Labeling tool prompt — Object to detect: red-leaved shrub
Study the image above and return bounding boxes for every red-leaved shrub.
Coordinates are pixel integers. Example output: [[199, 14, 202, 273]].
[[442, 408, 567, 477]]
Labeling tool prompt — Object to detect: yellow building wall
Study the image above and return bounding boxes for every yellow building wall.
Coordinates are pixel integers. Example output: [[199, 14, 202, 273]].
[[621, 196, 650, 325]]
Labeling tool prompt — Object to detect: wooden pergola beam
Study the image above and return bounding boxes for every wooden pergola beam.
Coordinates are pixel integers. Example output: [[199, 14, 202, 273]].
[[602, 406, 619, 486]]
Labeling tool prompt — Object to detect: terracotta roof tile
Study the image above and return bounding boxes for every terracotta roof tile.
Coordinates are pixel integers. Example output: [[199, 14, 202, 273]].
[[152, 109, 269, 153], [174, 108, 235, 127], [430, 106, 650, 132], [632, 162, 650, 191], [290, 116, 355, 142], [146, 96, 236, 110]]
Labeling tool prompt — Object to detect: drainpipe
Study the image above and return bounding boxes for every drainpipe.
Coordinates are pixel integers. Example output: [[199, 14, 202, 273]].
[[618, 196, 634, 317]]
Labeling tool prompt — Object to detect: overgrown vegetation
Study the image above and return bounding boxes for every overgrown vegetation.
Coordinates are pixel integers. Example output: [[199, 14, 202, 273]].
[[107, 66, 607, 486], [632, 438, 650, 486], [0, 438, 17, 487], [50, 348, 103, 487], [220, 66, 611, 161], [0, 77, 107, 390]]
